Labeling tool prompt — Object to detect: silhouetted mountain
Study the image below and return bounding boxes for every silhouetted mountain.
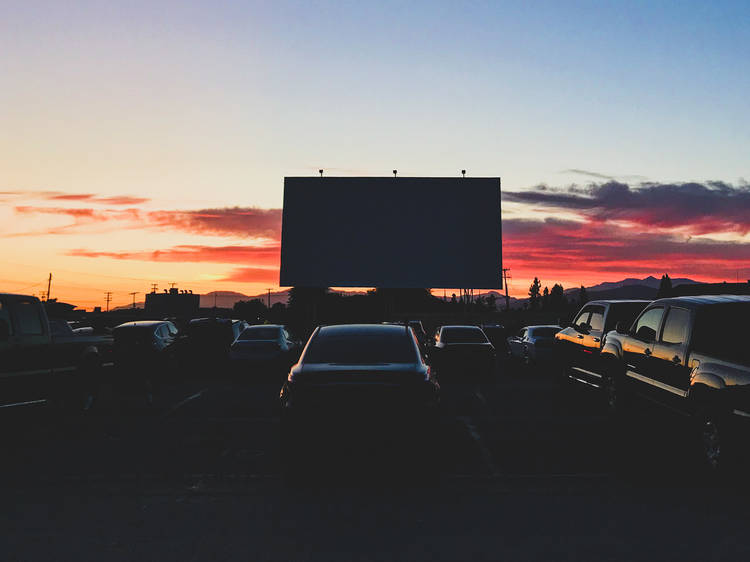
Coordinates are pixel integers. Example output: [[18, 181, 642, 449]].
[[574, 276, 699, 293]]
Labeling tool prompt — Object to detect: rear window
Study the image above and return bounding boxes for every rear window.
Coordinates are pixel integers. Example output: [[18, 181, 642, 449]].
[[529, 327, 560, 338], [239, 327, 280, 341], [304, 331, 418, 364], [441, 327, 488, 344], [114, 326, 155, 342]]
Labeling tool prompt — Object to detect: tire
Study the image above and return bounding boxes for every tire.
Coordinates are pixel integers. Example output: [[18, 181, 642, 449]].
[[693, 406, 733, 475], [602, 370, 623, 415]]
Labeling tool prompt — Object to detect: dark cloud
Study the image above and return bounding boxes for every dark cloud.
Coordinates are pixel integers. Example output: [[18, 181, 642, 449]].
[[504, 181, 750, 234], [146, 207, 282, 239]]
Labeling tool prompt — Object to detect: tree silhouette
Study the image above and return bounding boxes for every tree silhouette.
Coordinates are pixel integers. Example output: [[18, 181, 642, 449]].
[[528, 277, 542, 310], [542, 286, 550, 309], [656, 274, 672, 298], [549, 283, 566, 311], [579, 284, 589, 306]]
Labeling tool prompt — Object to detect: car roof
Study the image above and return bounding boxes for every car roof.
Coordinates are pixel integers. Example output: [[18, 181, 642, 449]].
[[440, 325, 484, 330], [243, 324, 283, 330], [318, 324, 411, 336], [586, 300, 651, 306], [114, 320, 165, 328], [525, 325, 562, 329], [649, 295, 750, 309]]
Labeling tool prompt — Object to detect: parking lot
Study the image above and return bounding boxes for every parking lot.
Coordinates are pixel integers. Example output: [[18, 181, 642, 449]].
[[2, 358, 750, 561]]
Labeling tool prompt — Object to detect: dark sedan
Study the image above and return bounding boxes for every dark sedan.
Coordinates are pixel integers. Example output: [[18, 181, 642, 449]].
[[279, 324, 439, 469], [230, 324, 301, 376], [112, 320, 179, 403], [430, 325, 496, 382]]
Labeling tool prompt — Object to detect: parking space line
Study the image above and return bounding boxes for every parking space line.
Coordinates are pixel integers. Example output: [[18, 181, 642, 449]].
[[161, 388, 208, 419], [457, 416, 499, 477]]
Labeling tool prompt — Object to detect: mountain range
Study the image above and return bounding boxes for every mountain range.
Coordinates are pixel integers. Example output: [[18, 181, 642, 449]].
[[114, 276, 701, 311]]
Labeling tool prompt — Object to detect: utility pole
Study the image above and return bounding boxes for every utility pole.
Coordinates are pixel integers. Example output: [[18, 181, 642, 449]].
[[104, 292, 113, 312], [266, 288, 272, 309], [150, 283, 158, 294], [46, 273, 52, 301], [501, 268, 511, 311], [129, 292, 138, 310]]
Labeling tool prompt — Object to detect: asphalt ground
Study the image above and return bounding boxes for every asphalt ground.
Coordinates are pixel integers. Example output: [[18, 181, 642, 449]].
[[2, 358, 749, 561]]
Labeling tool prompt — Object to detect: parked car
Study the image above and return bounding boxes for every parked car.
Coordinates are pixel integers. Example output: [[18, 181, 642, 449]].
[[112, 320, 180, 401], [176, 317, 249, 375], [506, 325, 561, 366], [430, 325, 496, 382], [556, 300, 650, 386], [230, 324, 300, 376], [279, 324, 439, 468], [0, 294, 112, 412], [599, 295, 750, 471], [481, 324, 508, 354]]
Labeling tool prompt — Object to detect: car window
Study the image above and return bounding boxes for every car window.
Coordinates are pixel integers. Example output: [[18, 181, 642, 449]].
[[633, 307, 664, 342], [605, 302, 649, 333], [588, 309, 605, 332], [660, 307, 690, 346], [239, 327, 280, 341], [0, 299, 14, 336], [15, 300, 44, 335], [441, 327, 488, 344], [574, 310, 591, 330], [692, 303, 750, 365], [304, 332, 418, 364], [158, 325, 170, 338], [530, 327, 560, 338]]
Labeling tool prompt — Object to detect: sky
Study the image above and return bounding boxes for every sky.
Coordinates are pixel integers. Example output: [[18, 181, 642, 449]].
[[1, 0, 749, 309]]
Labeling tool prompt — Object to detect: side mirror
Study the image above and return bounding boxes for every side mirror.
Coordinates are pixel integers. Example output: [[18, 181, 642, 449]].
[[615, 321, 629, 334], [0, 319, 10, 342]]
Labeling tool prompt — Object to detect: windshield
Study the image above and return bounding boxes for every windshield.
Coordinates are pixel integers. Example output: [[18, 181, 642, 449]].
[[304, 332, 418, 364], [239, 327, 280, 341], [441, 327, 488, 344]]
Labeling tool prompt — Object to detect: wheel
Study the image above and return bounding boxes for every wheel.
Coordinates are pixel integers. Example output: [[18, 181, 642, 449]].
[[602, 372, 621, 414], [694, 407, 733, 474]]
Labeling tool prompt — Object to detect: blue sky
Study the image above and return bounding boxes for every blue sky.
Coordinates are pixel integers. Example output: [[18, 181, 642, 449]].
[[1, 1, 749, 306]]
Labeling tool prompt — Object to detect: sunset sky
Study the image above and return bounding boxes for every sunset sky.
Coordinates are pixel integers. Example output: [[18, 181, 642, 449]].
[[2, 1, 749, 309]]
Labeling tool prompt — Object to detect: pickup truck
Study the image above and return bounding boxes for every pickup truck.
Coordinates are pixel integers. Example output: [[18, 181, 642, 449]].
[[598, 295, 750, 471], [556, 300, 650, 388], [0, 293, 112, 411]]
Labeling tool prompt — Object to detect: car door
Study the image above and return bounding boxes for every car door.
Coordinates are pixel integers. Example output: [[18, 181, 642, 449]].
[[622, 306, 665, 401], [571, 305, 606, 383], [4, 297, 53, 406], [651, 306, 692, 411]]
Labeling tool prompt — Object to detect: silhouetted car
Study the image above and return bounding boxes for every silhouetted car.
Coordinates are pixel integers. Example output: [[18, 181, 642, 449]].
[[430, 325, 496, 382], [408, 320, 428, 349], [177, 317, 249, 375], [481, 324, 508, 353], [112, 320, 179, 401], [279, 324, 439, 467], [0, 294, 112, 412], [599, 295, 750, 471], [556, 300, 649, 387], [230, 324, 300, 375], [506, 325, 561, 366]]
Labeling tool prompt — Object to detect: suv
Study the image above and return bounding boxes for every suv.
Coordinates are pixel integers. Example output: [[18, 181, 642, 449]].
[[556, 300, 649, 388], [599, 295, 750, 471]]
